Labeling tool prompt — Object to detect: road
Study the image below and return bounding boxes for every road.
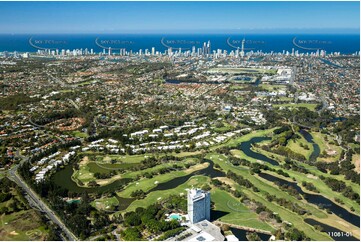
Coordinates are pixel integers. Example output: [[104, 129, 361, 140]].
[[7, 153, 77, 241]]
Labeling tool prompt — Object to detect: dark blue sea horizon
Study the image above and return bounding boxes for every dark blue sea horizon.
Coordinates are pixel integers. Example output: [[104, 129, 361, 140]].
[[0, 33, 359, 54]]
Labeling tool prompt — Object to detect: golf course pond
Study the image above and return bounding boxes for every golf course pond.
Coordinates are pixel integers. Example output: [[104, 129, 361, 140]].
[[304, 218, 358, 241], [258, 172, 360, 227]]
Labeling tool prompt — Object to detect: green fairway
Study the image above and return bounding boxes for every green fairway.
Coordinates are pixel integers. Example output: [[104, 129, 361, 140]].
[[209, 67, 276, 75], [286, 134, 313, 160], [310, 132, 342, 162], [352, 153, 360, 173], [211, 189, 275, 231], [117, 162, 209, 198], [259, 84, 287, 91], [70, 130, 88, 138], [87, 162, 137, 174], [210, 128, 277, 151], [230, 85, 247, 90], [272, 103, 318, 111], [121, 175, 209, 213], [72, 161, 95, 184], [92, 196, 119, 211], [0, 209, 48, 240]]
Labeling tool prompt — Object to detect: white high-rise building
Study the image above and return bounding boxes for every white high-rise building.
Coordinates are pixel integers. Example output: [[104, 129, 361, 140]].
[[187, 188, 210, 224], [240, 38, 245, 58]]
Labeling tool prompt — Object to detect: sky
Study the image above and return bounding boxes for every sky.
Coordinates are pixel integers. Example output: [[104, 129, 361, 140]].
[[0, 1, 359, 34]]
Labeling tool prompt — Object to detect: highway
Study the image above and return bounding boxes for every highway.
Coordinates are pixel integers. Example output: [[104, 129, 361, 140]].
[[7, 153, 77, 241]]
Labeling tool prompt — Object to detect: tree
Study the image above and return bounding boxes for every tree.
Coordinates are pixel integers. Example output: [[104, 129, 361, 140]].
[[221, 224, 230, 231], [124, 212, 141, 226], [285, 228, 308, 241], [201, 184, 211, 191], [146, 219, 162, 233], [121, 228, 141, 241]]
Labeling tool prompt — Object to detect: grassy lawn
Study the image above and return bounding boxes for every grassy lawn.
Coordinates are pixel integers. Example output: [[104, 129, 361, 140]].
[[259, 84, 287, 91], [73, 155, 201, 187], [306, 214, 360, 240], [230, 85, 247, 90], [211, 189, 274, 231], [87, 151, 203, 163], [210, 128, 276, 151], [92, 196, 119, 211], [87, 162, 137, 174], [70, 130, 88, 138], [213, 122, 234, 133], [121, 158, 198, 179], [310, 132, 342, 163], [288, 160, 359, 214], [209, 67, 274, 74], [117, 162, 209, 198], [172, 151, 203, 157], [278, 96, 294, 101], [80, 152, 147, 163], [72, 161, 95, 184], [352, 153, 360, 173], [0, 210, 48, 240], [286, 134, 313, 160], [121, 175, 209, 214], [242, 189, 332, 241], [272, 103, 318, 111]]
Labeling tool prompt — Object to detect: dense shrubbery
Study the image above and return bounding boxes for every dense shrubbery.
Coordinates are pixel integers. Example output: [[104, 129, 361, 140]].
[[265, 192, 307, 215], [301, 181, 319, 193], [18, 162, 110, 239], [227, 170, 254, 189], [285, 228, 310, 241], [130, 189, 147, 199], [121, 199, 184, 241], [0, 94, 40, 110], [316, 149, 360, 184], [321, 177, 360, 203], [271, 146, 306, 161]]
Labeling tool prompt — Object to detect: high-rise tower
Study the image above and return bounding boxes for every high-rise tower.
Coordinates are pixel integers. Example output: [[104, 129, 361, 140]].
[[187, 188, 211, 224]]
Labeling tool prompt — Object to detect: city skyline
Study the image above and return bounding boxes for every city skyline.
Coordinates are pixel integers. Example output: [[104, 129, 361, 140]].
[[0, 1, 359, 34]]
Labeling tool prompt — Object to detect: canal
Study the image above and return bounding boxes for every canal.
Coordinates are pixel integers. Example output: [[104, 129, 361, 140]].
[[238, 137, 279, 166], [305, 218, 358, 241], [258, 172, 360, 227], [299, 129, 320, 162], [230, 227, 271, 241]]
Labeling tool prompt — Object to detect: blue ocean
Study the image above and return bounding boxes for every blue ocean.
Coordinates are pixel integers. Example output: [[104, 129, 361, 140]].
[[0, 34, 359, 54]]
